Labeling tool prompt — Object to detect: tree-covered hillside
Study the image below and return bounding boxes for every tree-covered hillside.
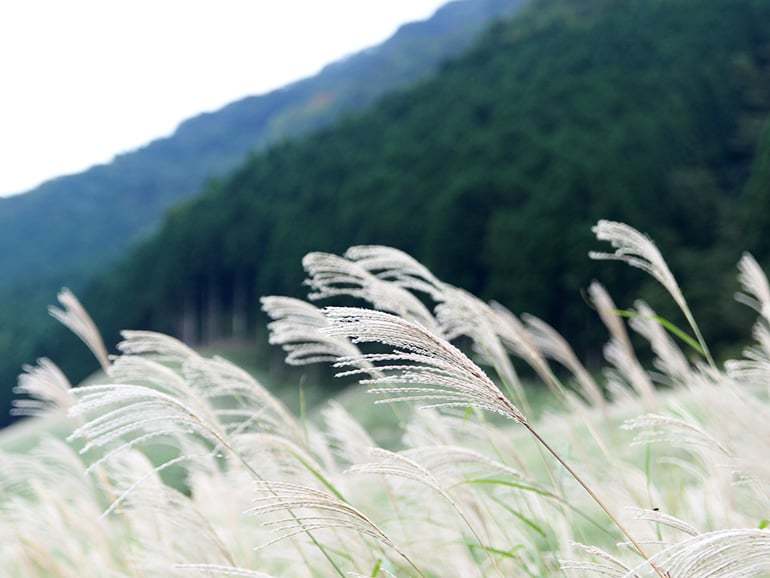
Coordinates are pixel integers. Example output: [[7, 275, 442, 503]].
[[0, 0, 522, 291], [0, 0, 526, 424], [7, 0, 770, 425]]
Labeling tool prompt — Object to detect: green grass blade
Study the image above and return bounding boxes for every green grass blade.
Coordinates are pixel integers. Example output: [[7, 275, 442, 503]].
[[615, 309, 705, 356]]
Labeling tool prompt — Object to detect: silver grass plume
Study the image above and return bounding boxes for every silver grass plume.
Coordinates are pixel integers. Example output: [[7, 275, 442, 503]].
[[322, 307, 526, 422], [627, 508, 699, 538], [245, 480, 421, 572], [346, 246, 534, 406], [488, 301, 568, 403], [322, 400, 377, 466], [233, 432, 331, 485], [349, 447, 502, 573], [12, 358, 74, 416], [349, 447, 450, 496], [117, 463, 236, 570], [589, 281, 634, 354], [401, 445, 521, 483], [68, 362, 228, 471], [323, 306, 656, 568], [303, 251, 440, 333], [625, 528, 770, 578], [49, 288, 110, 371], [344, 245, 446, 302], [261, 296, 369, 368], [434, 287, 525, 408], [522, 314, 605, 408], [350, 446, 519, 493], [560, 543, 632, 578], [622, 414, 730, 457], [629, 302, 692, 387], [181, 354, 304, 443], [117, 329, 197, 363], [736, 252, 770, 322], [730, 254, 770, 385], [589, 282, 656, 407], [590, 220, 714, 368], [725, 322, 770, 385]]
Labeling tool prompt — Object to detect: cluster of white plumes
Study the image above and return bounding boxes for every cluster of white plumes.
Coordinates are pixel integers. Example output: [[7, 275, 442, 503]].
[[2, 221, 770, 578]]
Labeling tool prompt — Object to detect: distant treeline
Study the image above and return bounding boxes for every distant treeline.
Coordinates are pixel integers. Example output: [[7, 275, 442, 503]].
[[7, 0, 770, 425]]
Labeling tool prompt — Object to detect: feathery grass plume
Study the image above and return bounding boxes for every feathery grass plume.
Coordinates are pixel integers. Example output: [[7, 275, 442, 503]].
[[86, 332, 347, 577], [560, 542, 631, 578], [2, 480, 120, 576], [233, 432, 335, 487], [590, 220, 715, 369], [487, 301, 568, 403], [434, 287, 525, 408], [627, 528, 770, 578], [522, 314, 605, 408], [117, 329, 198, 363], [12, 358, 74, 416], [399, 445, 522, 485], [0, 438, 90, 500], [68, 374, 227, 472], [246, 480, 422, 573], [182, 354, 304, 443], [730, 255, 770, 386], [49, 288, 110, 371], [603, 341, 657, 409], [590, 281, 657, 407], [323, 307, 659, 572], [261, 296, 369, 368], [351, 446, 519, 496], [623, 413, 730, 457], [736, 252, 770, 322], [401, 408, 524, 471], [349, 447, 505, 576], [628, 507, 699, 537], [323, 307, 526, 422], [349, 447, 452, 495], [113, 334, 303, 444], [589, 281, 635, 354], [113, 452, 239, 573], [629, 302, 692, 387], [322, 400, 377, 466], [725, 322, 770, 385], [303, 252, 440, 333], [344, 245, 446, 302]]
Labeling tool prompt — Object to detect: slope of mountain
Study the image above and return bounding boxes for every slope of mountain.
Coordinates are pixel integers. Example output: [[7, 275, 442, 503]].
[[0, 0, 523, 291], [86, 0, 770, 354], [0, 0, 526, 424], [7, 0, 770, 427]]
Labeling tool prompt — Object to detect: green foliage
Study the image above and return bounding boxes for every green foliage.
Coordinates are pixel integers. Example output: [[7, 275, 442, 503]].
[[0, 0, 524, 425], [4, 0, 770, 426], [79, 0, 770, 378]]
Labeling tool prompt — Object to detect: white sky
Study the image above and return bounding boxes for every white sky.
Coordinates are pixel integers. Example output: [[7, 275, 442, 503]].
[[0, 0, 447, 197]]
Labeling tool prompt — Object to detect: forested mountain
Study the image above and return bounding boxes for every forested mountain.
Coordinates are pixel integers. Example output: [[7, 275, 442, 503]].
[[6, 0, 770, 426], [0, 0, 522, 288], [0, 0, 526, 424]]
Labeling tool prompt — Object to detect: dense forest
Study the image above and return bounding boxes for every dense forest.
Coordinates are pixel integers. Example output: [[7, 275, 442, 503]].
[[4, 0, 770, 425], [0, 0, 525, 424]]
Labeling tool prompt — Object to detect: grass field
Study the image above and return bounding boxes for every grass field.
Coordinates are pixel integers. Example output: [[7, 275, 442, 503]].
[[2, 223, 770, 578]]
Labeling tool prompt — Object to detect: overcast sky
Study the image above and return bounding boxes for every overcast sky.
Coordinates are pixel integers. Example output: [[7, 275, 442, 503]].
[[0, 0, 447, 197]]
